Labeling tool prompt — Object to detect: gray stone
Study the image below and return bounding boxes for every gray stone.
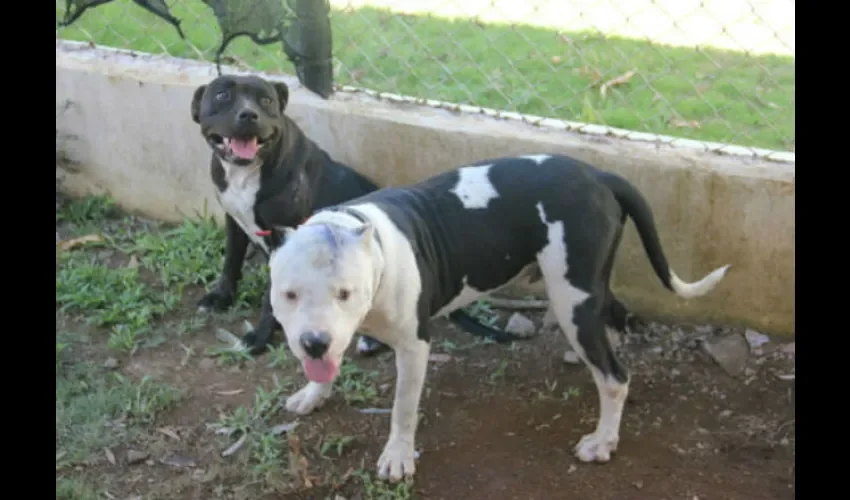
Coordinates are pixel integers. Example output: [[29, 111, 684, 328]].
[[504, 313, 537, 338], [703, 334, 750, 377]]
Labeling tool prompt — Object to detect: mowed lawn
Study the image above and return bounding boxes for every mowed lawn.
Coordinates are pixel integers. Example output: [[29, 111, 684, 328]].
[[56, 0, 794, 151]]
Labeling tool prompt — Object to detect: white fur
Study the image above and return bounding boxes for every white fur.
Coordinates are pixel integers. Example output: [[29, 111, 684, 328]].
[[534, 203, 626, 463], [434, 277, 485, 317], [450, 165, 499, 209], [216, 160, 267, 252], [269, 202, 433, 482], [521, 154, 552, 165], [670, 265, 730, 299]]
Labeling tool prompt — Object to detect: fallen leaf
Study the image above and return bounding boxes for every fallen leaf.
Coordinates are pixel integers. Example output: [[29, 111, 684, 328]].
[[670, 118, 701, 129], [222, 433, 248, 457], [578, 66, 603, 83], [104, 447, 117, 465], [428, 353, 452, 363], [160, 455, 197, 468], [56, 450, 67, 462], [359, 408, 392, 414], [215, 389, 244, 396], [271, 421, 300, 435], [599, 70, 636, 98], [215, 328, 244, 349], [157, 427, 181, 441], [57, 234, 102, 251]]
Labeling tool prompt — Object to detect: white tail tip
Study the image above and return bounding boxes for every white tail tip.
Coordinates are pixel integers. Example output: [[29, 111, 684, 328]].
[[670, 264, 730, 299]]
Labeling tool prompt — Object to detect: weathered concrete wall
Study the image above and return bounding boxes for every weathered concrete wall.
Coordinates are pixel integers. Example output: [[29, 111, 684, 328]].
[[56, 41, 795, 336]]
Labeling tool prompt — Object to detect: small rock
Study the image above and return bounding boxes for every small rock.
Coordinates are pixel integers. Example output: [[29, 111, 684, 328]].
[[702, 334, 750, 377], [198, 358, 215, 370], [633, 480, 643, 489], [335, 495, 348, 500], [505, 313, 537, 338], [744, 329, 770, 351], [562, 350, 581, 364], [102, 357, 119, 369], [379, 383, 392, 394], [718, 409, 733, 419], [780, 342, 795, 355], [126, 450, 149, 465], [567, 464, 577, 473], [670, 368, 681, 377]]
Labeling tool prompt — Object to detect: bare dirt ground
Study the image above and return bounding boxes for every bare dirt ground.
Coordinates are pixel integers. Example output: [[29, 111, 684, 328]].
[[56, 196, 795, 500]]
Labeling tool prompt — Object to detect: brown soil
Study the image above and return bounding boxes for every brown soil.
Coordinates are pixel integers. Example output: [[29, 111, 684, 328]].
[[59, 294, 795, 500]]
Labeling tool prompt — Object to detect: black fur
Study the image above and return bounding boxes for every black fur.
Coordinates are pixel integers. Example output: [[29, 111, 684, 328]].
[[191, 75, 512, 354]]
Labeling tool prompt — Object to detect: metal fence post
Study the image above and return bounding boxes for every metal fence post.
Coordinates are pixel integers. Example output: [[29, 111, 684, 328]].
[[285, 0, 334, 99]]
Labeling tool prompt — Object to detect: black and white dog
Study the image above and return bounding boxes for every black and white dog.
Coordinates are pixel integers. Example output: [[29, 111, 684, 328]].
[[265, 154, 730, 481], [190, 75, 508, 354]]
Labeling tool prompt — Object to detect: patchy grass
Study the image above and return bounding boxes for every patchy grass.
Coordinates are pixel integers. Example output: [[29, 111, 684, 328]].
[[56, 0, 793, 151], [56, 357, 182, 466], [210, 374, 299, 490], [55, 195, 796, 498]]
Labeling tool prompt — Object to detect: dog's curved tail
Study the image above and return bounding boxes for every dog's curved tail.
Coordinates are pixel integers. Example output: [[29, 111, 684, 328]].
[[598, 171, 730, 299]]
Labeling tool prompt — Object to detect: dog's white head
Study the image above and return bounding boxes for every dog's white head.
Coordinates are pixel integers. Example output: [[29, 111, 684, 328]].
[[269, 221, 380, 383]]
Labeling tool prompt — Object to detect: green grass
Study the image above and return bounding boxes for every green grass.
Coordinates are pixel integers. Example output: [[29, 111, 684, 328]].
[[56, 358, 182, 466], [55, 194, 410, 496], [55, 0, 793, 151]]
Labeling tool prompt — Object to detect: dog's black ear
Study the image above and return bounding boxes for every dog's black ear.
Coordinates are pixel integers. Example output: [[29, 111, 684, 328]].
[[190, 85, 207, 124], [273, 82, 289, 111]]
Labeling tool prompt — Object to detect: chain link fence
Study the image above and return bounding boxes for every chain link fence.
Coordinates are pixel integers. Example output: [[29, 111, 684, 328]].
[[56, 0, 794, 155]]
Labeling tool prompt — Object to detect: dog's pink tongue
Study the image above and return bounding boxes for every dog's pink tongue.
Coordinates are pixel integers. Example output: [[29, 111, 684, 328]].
[[229, 137, 259, 159], [302, 358, 339, 383]]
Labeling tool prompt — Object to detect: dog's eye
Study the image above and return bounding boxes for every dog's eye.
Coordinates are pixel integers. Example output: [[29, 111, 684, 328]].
[[337, 289, 351, 301], [215, 91, 229, 101], [284, 290, 297, 301], [260, 96, 273, 106]]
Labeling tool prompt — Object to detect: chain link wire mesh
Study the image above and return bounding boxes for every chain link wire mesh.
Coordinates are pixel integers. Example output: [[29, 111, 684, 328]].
[[56, 0, 794, 155]]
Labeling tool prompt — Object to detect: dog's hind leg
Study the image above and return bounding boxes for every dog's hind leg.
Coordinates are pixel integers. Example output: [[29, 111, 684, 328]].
[[536, 206, 629, 464], [544, 277, 629, 462]]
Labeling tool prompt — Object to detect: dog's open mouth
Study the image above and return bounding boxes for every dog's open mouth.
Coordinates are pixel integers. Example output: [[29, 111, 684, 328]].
[[209, 134, 271, 161]]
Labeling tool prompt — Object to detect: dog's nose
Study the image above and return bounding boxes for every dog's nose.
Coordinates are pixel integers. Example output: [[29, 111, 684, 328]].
[[299, 331, 331, 359], [237, 109, 258, 122]]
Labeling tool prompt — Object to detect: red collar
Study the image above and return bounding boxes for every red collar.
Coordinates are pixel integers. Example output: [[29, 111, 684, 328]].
[[255, 216, 312, 237]]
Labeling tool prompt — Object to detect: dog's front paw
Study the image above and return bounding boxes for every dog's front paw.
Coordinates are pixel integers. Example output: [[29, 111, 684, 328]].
[[356, 335, 390, 357], [285, 382, 332, 415], [574, 430, 619, 463], [241, 329, 272, 354], [197, 288, 235, 313], [377, 438, 417, 482]]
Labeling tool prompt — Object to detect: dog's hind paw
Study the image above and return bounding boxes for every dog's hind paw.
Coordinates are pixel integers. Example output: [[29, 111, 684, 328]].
[[285, 382, 332, 415], [574, 431, 619, 463], [197, 289, 235, 313], [377, 438, 417, 482]]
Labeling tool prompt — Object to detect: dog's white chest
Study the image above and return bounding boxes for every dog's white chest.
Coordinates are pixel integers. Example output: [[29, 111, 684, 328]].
[[216, 162, 267, 251]]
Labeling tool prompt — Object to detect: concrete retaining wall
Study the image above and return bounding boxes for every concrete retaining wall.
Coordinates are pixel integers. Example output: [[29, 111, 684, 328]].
[[56, 41, 795, 336]]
